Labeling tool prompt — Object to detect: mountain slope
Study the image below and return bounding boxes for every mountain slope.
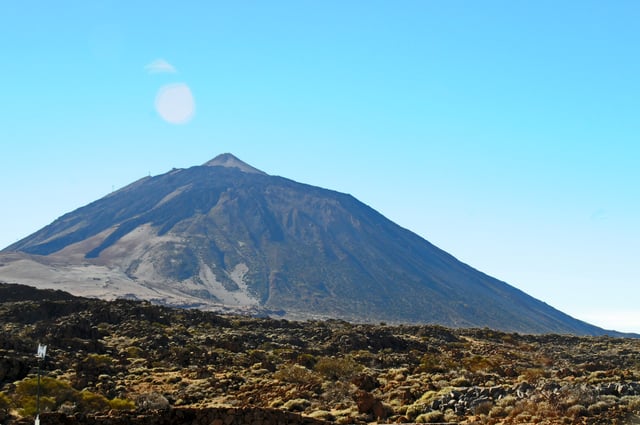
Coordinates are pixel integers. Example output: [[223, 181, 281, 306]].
[[0, 154, 615, 335]]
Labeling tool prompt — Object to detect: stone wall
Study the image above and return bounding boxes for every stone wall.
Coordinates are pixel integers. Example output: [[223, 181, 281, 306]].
[[12, 407, 331, 425]]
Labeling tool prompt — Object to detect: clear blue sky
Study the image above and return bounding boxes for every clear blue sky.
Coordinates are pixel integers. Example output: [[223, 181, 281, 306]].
[[1, 1, 638, 332]]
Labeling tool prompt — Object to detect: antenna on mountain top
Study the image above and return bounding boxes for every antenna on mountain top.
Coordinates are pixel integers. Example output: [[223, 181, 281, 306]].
[[35, 344, 47, 425]]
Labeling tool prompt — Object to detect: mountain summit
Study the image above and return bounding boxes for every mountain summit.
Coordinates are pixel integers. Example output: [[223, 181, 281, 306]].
[[203, 153, 266, 174], [0, 154, 616, 335]]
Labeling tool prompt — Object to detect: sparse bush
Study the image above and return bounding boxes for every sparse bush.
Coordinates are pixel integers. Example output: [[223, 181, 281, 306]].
[[463, 354, 495, 373], [296, 353, 317, 369], [473, 400, 493, 415], [518, 367, 548, 382], [496, 394, 517, 407], [489, 405, 507, 418], [567, 404, 587, 418], [320, 380, 353, 405], [418, 354, 445, 373], [274, 364, 319, 384], [314, 356, 362, 380]]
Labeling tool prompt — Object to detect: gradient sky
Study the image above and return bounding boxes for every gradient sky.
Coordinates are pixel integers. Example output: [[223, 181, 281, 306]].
[[1, 1, 638, 332]]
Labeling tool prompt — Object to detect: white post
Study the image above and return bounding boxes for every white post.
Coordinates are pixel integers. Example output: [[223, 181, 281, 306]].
[[35, 344, 47, 424]]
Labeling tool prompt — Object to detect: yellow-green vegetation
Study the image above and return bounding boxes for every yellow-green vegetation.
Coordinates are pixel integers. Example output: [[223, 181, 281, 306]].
[[3, 291, 640, 424], [12, 377, 132, 417], [0, 391, 11, 412], [108, 397, 136, 411]]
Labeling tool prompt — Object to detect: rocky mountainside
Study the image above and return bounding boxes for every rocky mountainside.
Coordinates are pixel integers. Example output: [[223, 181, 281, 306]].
[[0, 154, 619, 335], [1, 283, 640, 425]]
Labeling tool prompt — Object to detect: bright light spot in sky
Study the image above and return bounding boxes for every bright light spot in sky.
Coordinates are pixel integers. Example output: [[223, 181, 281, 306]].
[[154, 83, 195, 124]]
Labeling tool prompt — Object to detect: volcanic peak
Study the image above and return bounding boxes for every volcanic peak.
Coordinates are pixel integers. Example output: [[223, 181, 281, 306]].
[[203, 153, 266, 175]]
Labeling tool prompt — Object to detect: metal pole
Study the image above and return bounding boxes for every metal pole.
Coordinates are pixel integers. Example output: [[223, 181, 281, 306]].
[[36, 358, 41, 419]]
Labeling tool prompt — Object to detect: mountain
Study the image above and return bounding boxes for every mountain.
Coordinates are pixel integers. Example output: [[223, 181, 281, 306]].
[[0, 154, 619, 335]]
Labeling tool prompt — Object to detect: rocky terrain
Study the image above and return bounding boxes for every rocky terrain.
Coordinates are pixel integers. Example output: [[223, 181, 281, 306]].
[[1, 283, 640, 424]]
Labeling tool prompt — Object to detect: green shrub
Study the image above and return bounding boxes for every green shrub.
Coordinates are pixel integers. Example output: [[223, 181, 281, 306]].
[[0, 392, 11, 411], [15, 377, 76, 410], [109, 398, 135, 411], [18, 396, 57, 417], [13, 376, 113, 417], [78, 390, 109, 412]]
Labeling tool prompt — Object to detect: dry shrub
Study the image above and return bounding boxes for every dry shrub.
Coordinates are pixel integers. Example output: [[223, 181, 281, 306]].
[[463, 355, 496, 373], [496, 395, 517, 407], [320, 380, 354, 407], [415, 410, 444, 423], [489, 404, 507, 418], [519, 367, 549, 382], [473, 400, 493, 415], [314, 356, 362, 380], [587, 400, 612, 415], [274, 364, 319, 384], [419, 354, 446, 373], [566, 404, 587, 418]]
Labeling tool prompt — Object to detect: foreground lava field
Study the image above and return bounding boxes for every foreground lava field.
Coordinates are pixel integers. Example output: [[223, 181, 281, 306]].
[[1, 283, 640, 424]]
